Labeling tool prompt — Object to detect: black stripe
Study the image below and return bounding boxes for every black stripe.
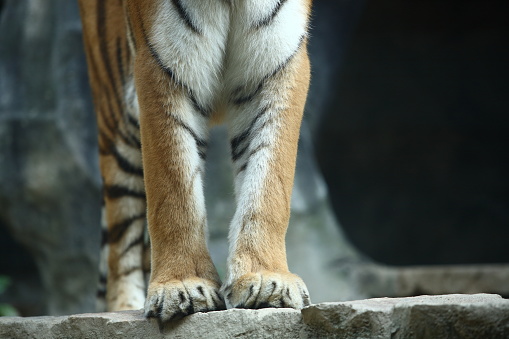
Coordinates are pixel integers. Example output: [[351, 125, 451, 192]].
[[137, 14, 211, 118], [230, 130, 250, 158], [101, 228, 108, 247], [171, 0, 201, 34], [130, 134, 142, 149], [232, 83, 263, 105], [198, 149, 207, 160], [108, 213, 146, 243], [157, 295, 165, 318], [247, 143, 269, 159], [99, 274, 107, 285], [147, 42, 181, 85], [246, 285, 255, 303], [97, 1, 125, 123], [104, 184, 145, 200], [123, 117, 142, 149], [238, 162, 248, 173], [110, 144, 144, 177], [98, 145, 109, 156], [266, 34, 306, 80], [190, 90, 211, 117], [231, 106, 268, 149], [125, 31, 132, 65], [231, 34, 306, 105], [118, 128, 140, 149], [254, 0, 289, 29], [98, 131, 114, 156], [83, 41, 101, 96], [170, 114, 208, 151], [97, 1, 115, 89], [186, 295, 194, 315], [134, 4, 183, 87], [102, 88, 120, 139], [120, 266, 142, 276], [127, 114, 140, 129], [147, 42, 210, 117], [116, 37, 125, 84], [232, 145, 249, 162], [179, 121, 207, 148], [197, 286, 205, 296], [125, 8, 137, 52], [97, 289, 106, 298], [121, 233, 145, 256], [230, 106, 269, 160]]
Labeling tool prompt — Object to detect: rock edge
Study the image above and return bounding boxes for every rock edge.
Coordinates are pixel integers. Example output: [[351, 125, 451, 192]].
[[1, 294, 508, 339]]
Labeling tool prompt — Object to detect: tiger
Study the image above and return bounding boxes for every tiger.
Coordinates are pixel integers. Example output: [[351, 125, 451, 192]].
[[78, 0, 312, 322]]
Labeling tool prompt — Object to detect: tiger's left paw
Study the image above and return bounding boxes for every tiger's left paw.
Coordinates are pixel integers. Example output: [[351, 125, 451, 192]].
[[222, 271, 310, 309]]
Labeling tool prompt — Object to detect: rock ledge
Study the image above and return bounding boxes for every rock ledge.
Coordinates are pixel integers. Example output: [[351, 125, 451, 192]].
[[1, 294, 508, 339]]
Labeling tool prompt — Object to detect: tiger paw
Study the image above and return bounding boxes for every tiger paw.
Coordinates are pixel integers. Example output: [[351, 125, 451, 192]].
[[222, 271, 311, 309], [144, 278, 226, 322]]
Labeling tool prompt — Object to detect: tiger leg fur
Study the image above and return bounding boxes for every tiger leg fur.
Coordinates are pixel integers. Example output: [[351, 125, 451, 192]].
[[126, 1, 226, 321], [79, 0, 148, 311], [221, 1, 312, 309], [80, 0, 312, 320]]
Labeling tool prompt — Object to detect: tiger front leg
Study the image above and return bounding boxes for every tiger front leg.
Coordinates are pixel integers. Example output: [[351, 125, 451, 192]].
[[222, 44, 311, 310], [133, 53, 224, 323]]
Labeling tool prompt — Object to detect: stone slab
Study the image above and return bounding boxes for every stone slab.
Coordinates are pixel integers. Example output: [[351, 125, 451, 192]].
[[1, 294, 507, 339]]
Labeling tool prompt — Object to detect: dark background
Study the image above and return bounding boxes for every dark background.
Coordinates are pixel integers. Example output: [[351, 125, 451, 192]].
[[314, 0, 509, 265]]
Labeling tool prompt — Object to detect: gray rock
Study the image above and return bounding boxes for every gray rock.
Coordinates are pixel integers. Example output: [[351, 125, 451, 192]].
[[303, 294, 509, 339], [1, 294, 507, 339], [350, 263, 509, 299], [0, 308, 305, 339], [0, 0, 100, 315]]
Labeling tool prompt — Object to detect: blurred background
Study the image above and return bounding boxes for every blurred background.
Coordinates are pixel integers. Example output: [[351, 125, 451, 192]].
[[0, 0, 508, 317], [314, 0, 509, 267]]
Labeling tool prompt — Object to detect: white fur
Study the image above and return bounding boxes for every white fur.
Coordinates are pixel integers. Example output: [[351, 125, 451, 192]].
[[151, 0, 308, 111], [223, 0, 308, 95], [165, 97, 208, 220], [125, 78, 140, 122], [151, 0, 230, 111]]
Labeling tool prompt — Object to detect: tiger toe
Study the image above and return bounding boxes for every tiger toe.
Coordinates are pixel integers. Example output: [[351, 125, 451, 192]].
[[222, 271, 311, 310], [145, 278, 226, 323]]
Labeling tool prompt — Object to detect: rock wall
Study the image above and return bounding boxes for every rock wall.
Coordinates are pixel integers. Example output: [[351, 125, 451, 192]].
[[1, 294, 508, 339], [0, 0, 101, 315]]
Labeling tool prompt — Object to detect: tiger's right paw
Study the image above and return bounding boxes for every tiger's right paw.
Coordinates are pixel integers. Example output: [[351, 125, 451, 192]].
[[144, 278, 226, 322]]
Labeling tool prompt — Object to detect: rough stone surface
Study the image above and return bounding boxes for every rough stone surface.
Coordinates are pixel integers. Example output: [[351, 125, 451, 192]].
[[353, 264, 509, 299], [302, 294, 509, 339], [1, 294, 508, 339]]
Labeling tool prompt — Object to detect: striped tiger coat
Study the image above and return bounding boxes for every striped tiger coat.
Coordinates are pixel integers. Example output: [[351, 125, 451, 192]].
[[78, 0, 312, 322]]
